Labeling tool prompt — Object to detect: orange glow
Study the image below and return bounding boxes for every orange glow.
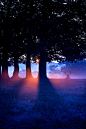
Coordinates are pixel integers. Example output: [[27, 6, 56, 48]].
[[19, 70, 39, 100], [36, 59, 40, 63]]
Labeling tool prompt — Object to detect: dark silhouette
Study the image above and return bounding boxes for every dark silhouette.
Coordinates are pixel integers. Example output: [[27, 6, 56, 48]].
[[0, 0, 86, 80], [0, 56, 1, 78], [30, 0, 86, 79], [1, 37, 9, 79], [12, 51, 19, 78], [0, 1, 86, 129], [64, 71, 71, 79]]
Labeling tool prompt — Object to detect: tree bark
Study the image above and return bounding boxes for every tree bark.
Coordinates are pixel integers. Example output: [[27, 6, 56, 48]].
[[38, 52, 47, 80], [13, 52, 19, 78], [26, 51, 32, 78]]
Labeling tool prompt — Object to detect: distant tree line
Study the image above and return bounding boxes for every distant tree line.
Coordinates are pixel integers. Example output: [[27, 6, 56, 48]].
[[0, 0, 86, 79]]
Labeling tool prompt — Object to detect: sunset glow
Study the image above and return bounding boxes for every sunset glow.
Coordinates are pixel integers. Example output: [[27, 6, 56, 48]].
[[36, 59, 40, 63], [19, 74, 39, 100], [2, 60, 86, 79]]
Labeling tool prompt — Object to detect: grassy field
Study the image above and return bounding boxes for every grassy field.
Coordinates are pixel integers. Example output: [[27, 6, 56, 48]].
[[0, 78, 86, 129]]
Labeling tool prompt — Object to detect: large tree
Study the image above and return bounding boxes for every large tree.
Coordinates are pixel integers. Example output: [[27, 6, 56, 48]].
[[31, 0, 86, 79], [0, 0, 86, 80]]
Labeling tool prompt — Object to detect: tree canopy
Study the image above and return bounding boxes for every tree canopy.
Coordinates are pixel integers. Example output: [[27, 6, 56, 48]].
[[0, 0, 86, 64]]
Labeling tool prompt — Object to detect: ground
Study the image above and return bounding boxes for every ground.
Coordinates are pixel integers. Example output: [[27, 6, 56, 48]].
[[0, 78, 86, 129]]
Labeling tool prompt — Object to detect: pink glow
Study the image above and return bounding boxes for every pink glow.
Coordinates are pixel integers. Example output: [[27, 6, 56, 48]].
[[19, 75, 39, 99]]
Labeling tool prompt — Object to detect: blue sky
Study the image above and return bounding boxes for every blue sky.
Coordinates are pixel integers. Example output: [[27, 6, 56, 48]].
[[1, 60, 86, 79], [7, 62, 65, 78]]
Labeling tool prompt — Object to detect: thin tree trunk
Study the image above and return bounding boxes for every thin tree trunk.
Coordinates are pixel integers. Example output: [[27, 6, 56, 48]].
[[13, 52, 19, 78], [39, 52, 47, 80], [2, 48, 9, 79], [26, 51, 32, 78], [0, 56, 1, 78]]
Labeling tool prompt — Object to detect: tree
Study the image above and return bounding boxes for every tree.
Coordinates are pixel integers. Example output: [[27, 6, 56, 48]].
[[32, 0, 86, 79], [20, 0, 36, 78], [0, 1, 37, 79], [0, 1, 26, 79], [31, 0, 57, 79], [0, 6, 9, 79], [1, 0, 86, 80]]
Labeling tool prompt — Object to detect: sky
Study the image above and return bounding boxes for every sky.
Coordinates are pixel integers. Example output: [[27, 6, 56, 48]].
[[1, 60, 86, 79]]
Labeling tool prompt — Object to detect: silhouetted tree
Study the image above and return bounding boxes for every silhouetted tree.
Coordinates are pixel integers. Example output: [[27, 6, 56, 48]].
[[0, 1, 28, 78], [0, 0, 86, 80], [0, 10, 9, 79], [0, 56, 1, 77], [32, 0, 86, 79], [20, 0, 36, 78]]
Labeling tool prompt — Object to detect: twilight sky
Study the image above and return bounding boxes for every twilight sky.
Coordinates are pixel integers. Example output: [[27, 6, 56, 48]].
[[2, 59, 86, 79]]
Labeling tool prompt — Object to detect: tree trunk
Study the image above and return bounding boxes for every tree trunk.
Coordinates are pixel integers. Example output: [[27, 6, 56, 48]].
[[38, 52, 47, 80], [0, 56, 1, 78], [13, 52, 19, 78], [2, 48, 9, 79], [26, 51, 32, 78]]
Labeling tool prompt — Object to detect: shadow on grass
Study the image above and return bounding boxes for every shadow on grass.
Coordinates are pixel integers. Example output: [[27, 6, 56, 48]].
[[29, 78, 86, 129], [0, 77, 86, 129]]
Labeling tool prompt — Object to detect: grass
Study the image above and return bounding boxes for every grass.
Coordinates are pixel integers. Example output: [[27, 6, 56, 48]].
[[0, 78, 86, 129]]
